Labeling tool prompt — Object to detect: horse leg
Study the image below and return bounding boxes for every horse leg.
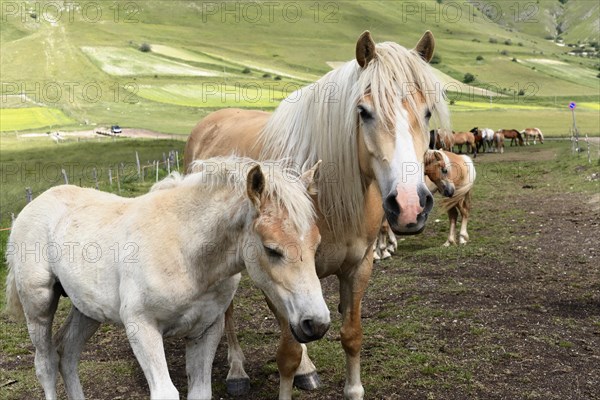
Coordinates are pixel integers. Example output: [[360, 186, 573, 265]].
[[338, 254, 374, 400], [20, 271, 61, 399], [122, 314, 178, 399], [444, 207, 459, 246], [186, 315, 225, 400], [457, 198, 470, 245], [385, 223, 398, 254], [224, 302, 251, 395], [264, 296, 303, 400], [55, 306, 100, 399]]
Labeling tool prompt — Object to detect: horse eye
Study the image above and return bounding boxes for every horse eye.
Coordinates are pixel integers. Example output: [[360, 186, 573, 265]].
[[441, 168, 448, 174], [264, 246, 283, 259], [358, 105, 373, 121]]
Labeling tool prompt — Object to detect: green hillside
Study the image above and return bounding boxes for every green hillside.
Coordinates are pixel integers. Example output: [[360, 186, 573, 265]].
[[0, 0, 598, 135]]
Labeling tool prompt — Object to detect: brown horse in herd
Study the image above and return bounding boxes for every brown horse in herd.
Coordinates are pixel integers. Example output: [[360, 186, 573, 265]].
[[497, 128, 524, 147]]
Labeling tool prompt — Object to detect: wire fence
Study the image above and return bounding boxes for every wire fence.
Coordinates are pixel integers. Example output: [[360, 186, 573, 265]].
[[0, 150, 182, 231]]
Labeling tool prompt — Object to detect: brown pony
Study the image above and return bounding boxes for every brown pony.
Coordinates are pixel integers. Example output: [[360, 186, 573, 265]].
[[521, 127, 544, 145], [425, 150, 476, 246], [184, 31, 449, 399], [497, 128, 524, 146], [452, 131, 477, 156]]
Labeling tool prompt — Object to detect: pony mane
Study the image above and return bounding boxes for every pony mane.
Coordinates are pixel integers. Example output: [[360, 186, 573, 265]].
[[151, 157, 315, 234], [258, 41, 449, 237]]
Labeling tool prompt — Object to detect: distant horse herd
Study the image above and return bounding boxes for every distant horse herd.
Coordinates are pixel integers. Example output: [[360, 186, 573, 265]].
[[429, 126, 544, 157]]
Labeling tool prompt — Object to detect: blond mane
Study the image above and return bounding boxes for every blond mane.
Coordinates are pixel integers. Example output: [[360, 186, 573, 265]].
[[258, 41, 449, 237], [152, 157, 315, 234]]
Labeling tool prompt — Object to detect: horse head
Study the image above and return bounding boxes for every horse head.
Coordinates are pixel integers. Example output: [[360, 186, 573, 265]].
[[355, 31, 449, 235], [425, 150, 455, 197]]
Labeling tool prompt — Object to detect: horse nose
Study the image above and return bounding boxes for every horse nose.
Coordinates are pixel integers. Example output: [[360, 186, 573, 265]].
[[299, 318, 330, 342], [443, 185, 455, 198]]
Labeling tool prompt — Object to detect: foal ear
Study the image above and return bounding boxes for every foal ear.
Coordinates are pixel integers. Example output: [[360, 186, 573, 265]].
[[356, 31, 376, 68], [246, 165, 265, 208], [434, 150, 444, 162], [413, 31, 435, 63], [300, 160, 321, 196]]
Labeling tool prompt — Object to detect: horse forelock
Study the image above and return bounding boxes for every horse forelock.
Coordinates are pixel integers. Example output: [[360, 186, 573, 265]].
[[158, 157, 315, 235], [258, 40, 449, 237]]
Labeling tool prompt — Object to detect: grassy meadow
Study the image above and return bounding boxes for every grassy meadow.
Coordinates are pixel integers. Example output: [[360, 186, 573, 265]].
[[0, 0, 598, 136], [1, 141, 599, 399]]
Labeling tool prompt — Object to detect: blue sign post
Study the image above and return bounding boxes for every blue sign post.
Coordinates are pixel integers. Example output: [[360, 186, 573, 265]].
[[570, 102, 579, 154]]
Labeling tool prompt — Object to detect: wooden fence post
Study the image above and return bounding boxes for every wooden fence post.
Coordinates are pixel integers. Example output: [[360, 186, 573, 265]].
[[61, 168, 69, 184], [108, 168, 113, 187], [155, 160, 159, 182], [25, 187, 33, 203], [136, 151, 142, 181], [176, 151, 180, 171]]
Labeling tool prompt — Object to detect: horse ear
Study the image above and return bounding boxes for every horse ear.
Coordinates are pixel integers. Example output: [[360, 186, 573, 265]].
[[300, 160, 321, 196], [356, 31, 376, 68], [434, 150, 444, 162], [246, 165, 265, 208], [413, 31, 435, 62]]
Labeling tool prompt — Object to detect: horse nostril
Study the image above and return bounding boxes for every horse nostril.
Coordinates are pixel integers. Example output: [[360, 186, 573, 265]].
[[301, 319, 315, 338], [383, 191, 400, 217]]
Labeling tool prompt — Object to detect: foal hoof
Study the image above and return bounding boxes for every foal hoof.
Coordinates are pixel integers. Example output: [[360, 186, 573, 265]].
[[226, 378, 251, 396], [293, 371, 321, 391]]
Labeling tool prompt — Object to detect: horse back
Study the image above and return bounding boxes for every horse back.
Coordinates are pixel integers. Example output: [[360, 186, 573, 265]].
[[185, 109, 271, 171]]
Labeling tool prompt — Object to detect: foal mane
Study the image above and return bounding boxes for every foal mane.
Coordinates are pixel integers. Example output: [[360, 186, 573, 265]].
[[151, 157, 315, 234], [257, 40, 449, 237]]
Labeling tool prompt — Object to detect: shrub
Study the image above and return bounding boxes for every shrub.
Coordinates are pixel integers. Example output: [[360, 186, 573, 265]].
[[139, 43, 152, 52], [430, 53, 442, 64], [463, 73, 475, 83], [489, 37, 498, 44], [262, 73, 271, 78], [242, 67, 251, 74], [504, 39, 512, 46], [518, 89, 525, 96], [512, 57, 518, 62], [476, 55, 484, 61], [500, 50, 509, 56], [274, 75, 282, 81]]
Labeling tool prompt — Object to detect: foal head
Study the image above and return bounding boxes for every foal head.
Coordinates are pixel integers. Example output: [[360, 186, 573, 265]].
[[424, 150, 455, 197], [243, 161, 330, 343]]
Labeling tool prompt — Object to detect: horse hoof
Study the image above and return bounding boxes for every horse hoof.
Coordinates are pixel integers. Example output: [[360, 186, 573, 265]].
[[226, 378, 251, 396], [294, 371, 321, 391]]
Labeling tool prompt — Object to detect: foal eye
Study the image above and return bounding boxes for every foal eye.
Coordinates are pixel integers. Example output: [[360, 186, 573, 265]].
[[357, 105, 373, 121], [264, 246, 283, 259], [441, 168, 448, 174]]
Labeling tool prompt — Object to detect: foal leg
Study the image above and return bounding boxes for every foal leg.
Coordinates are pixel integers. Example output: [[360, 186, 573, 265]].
[[122, 314, 178, 399], [224, 302, 251, 395], [24, 287, 61, 400], [444, 207, 459, 246], [55, 306, 100, 399], [186, 316, 225, 400], [338, 255, 374, 400]]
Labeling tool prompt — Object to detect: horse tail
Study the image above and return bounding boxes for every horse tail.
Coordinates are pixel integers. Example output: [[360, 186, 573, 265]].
[[5, 249, 25, 321], [440, 156, 475, 212]]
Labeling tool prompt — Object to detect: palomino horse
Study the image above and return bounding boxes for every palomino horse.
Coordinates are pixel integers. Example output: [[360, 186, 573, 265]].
[[185, 31, 449, 399], [521, 127, 544, 145], [5, 157, 329, 400], [452, 131, 477, 156], [470, 127, 495, 153], [497, 128, 524, 146], [425, 150, 477, 246]]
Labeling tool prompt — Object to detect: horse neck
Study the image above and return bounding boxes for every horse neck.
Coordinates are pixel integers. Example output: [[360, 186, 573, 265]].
[[167, 185, 252, 282]]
